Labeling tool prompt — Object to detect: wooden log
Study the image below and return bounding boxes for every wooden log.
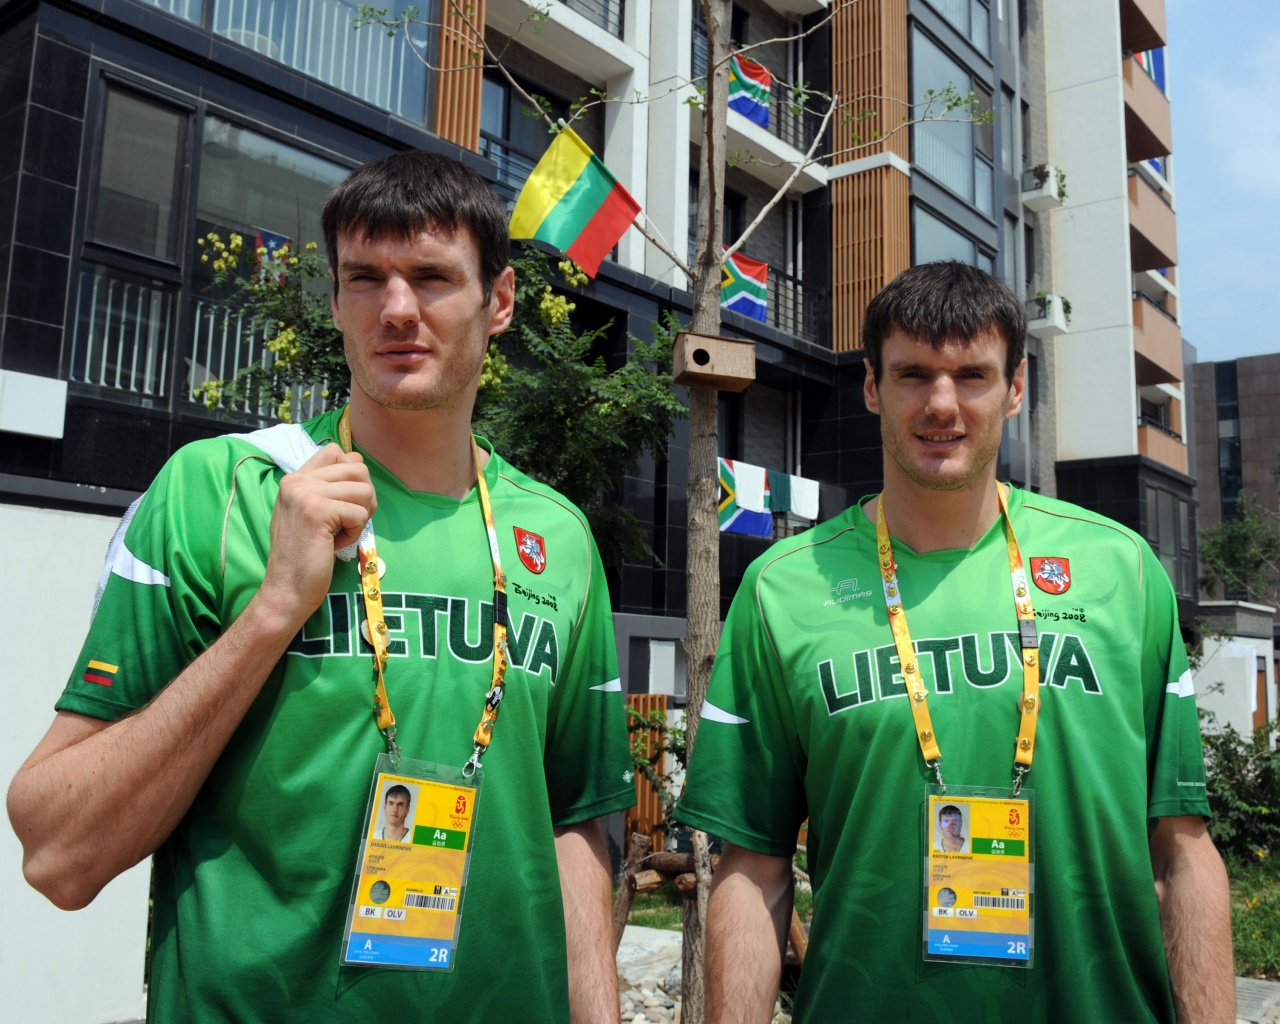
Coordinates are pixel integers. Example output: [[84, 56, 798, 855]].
[[646, 851, 695, 874], [612, 831, 652, 951], [633, 869, 668, 892], [788, 908, 808, 966], [673, 871, 697, 893]]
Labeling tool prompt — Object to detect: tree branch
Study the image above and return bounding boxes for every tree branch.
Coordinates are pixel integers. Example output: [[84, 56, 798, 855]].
[[722, 93, 838, 264]]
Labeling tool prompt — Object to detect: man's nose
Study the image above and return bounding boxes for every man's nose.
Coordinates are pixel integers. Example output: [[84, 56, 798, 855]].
[[925, 376, 959, 418], [381, 275, 418, 328]]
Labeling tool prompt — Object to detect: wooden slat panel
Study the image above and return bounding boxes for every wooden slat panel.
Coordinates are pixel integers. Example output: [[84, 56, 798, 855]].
[[832, 166, 909, 352], [625, 693, 670, 852], [830, 0, 910, 352], [434, 0, 486, 150], [831, 0, 908, 164]]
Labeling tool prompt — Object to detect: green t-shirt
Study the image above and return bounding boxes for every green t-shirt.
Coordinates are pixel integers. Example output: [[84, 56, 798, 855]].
[[57, 409, 635, 1023], [676, 486, 1209, 1024]]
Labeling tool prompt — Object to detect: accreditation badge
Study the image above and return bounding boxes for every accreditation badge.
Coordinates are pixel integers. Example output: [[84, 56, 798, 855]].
[[922, 785, 1034, 968], [341, 754, 481, 971]]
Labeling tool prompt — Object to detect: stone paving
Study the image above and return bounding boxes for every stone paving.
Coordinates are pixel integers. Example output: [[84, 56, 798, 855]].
[[620, 925, 1279, 1024]]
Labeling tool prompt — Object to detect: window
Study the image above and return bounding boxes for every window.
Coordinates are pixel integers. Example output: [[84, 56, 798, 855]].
[[925, 0, 990, 55], [1002, 216, 1018, 288], [914, 205, 993, 269], [72, 86, 191, 404], [912, 31, 994, 214], [480, 73, 567, 200], [1145, 486, 1194, 598], [93, 89, 186, 261], [1000, 89, 1015, 176], [688, 175, 745, 262], [1023, 223, 1035, 295], [71, 86, 350, 418]]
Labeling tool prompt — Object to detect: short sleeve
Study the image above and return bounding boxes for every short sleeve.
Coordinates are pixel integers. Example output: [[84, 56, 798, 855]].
[[542, 533, 635, 826], [55, 444, 231, 721], [675, 560, 807, 856], [1141, 541, 1211, 820]]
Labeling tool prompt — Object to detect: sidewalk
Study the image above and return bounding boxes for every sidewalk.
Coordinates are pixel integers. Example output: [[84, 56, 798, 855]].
[[619, 928, 1280, 1024], [1238, 977, 1280, 1024]]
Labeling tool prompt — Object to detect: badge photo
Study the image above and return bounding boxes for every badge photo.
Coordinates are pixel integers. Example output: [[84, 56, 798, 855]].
[[1030, 557, 1071, 595], [514, 527, 547, 574]]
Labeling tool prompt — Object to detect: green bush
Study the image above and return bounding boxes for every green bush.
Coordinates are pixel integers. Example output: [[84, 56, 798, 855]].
[[1202, 719, 1280, 861]]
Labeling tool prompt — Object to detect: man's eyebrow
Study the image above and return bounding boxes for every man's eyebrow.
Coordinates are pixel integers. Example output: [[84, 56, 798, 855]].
[[337, 260, 379, 276], [886, 359, 998, 375]]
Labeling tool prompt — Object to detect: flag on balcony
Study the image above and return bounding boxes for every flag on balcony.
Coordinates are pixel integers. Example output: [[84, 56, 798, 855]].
[[719, 458, 773, 537], [728, 53, 771, 128], [509, 127, 640, 277], [721, 249, 768, 323], [256, 227, 291, 284], [1133, 48, 1166, 92]]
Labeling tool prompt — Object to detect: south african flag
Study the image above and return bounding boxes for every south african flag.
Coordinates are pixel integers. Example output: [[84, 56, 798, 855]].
[[727, 52, 771, 128], [721, 250, 768, 323]]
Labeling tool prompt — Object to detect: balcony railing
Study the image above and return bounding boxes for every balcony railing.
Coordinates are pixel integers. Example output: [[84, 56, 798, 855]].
[[212, 0, 434, 124], [479, 134, 539, 207], [1133, 289, 1176, 323], [137, 0, 203, 21], [768, 266, 826, 344], [1138, 414, 1181, 441], [558, 0, 623, 38], [691, 31, 818, 153], [187, 300, 329, 421], [70, 263, 326, 420], [70, 266, 176, 401]]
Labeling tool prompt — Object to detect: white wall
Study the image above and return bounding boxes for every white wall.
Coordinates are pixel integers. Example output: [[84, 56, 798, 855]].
[[1044, 0, 1139, 460], [0, 504, 149, 1024], [1195, 634, 1276, 742]]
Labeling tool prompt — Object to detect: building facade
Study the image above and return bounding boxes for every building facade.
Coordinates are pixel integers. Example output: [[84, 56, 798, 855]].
[[1042, 0, 1196, 625]]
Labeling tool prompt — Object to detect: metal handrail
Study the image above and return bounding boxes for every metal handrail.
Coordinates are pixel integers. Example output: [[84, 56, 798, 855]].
[[1127, 167, 1174, 210], [1138, 414, 1181, 441], [1132, 289, 1177, 324], [557, 0, 624, 38]]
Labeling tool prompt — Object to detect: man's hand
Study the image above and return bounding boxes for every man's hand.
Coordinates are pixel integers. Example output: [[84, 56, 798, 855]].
[[255, 444, 376, 627], [1150, 816, 1234, 1024], [707, 843, 793, 1024]]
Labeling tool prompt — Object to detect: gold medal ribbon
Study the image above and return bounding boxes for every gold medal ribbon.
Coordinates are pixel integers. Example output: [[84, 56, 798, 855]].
[[336, 406, 509, 772], [875, 483, 1040, 794]]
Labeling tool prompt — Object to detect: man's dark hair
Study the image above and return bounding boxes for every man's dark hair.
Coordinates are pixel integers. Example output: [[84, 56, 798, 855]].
[[861, 261, 1027, 384], [939, 804, 962, 820], [321, 150, 510, 302], [385, 784, 411, 806]]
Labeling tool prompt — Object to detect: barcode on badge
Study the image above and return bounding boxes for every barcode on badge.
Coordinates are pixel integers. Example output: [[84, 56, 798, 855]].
[[972, 895, 1025, 910], [404, 893, 457, 911]]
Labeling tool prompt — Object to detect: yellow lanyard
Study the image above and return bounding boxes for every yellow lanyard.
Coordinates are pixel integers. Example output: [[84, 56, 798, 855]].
[[337, 407, 510, 773], [874, 483, 1040, 795]]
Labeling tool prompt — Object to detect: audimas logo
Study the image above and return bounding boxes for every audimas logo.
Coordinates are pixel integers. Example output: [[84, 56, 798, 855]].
[[825, 578, 874, 606]]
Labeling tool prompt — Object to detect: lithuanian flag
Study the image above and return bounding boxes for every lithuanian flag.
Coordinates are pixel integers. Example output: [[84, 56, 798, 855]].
[[509, 127, 640, 277]]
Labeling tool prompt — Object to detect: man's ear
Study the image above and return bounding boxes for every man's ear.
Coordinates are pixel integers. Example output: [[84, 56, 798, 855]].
[[1006, 357, 1028, 420], [330, 268, 343, 332], [487, 266, 516, 337], [863, 358, 880, 415]]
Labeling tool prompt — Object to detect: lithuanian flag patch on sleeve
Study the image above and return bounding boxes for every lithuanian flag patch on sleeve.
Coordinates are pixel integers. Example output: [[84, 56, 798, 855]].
[[83, 660, 118, 686]]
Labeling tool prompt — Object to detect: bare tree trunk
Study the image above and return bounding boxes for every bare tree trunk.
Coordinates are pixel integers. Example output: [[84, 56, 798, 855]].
[[681, 2, 732, 1021]]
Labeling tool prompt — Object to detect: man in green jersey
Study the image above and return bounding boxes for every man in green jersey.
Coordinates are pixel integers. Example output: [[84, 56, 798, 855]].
[[675, 262, 1234, 1023], [8, 151, 634, 1022]]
